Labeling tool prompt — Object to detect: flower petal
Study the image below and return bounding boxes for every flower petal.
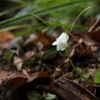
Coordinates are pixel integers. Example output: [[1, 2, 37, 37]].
[[57, 44, 61, 51], [52, 32, 69, 51], [52, 41, 58, 45]]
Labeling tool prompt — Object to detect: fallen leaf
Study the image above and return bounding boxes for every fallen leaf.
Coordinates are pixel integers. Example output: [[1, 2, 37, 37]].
[[13, 56, 23, 71], [0, 70, 26, 86], [22, 69, 31, 81], [36, 30, 55, 47], [9, 36, 23, 49], [87, 32, 100, 43], [79, 33, 97, 46], [0, 36, 23, 49], [12, 78, 26, 100], [0, 31, 15, 43], [37, 71, 51, 85], [24, 51, 36, 60], [0, 42, 10, 48], [0, 71, 39, 100]]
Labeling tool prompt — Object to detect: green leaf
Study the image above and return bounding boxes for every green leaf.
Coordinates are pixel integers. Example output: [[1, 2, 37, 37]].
[[27, 90, 42, 100], [75, 67, 82, 75], [4, 50, 16, 61], [94, 71, 100, 84], [42, 48, 57, 60], [47, 11, 66, 32], [0, 24, 32, 32], [0, 0, 97, 28], [45, 93, 56, 100]]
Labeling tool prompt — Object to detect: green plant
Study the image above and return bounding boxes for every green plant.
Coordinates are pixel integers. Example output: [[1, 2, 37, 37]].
[[0, 0, 99, 36], [32, 7, 98, 84]]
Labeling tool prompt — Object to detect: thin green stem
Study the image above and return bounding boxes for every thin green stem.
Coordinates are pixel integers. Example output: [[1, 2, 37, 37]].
[[67, 7, 90, 35], [65, 48, 95, 84], [31, 13, 52, 28], [46, 11, 66, 32]]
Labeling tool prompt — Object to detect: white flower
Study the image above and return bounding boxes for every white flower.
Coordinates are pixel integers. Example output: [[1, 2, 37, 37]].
[[52, 32, 69, 51]]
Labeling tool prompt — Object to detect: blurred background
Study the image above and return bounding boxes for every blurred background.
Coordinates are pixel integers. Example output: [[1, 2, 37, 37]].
[[0, 1, 100, 100], [0, 0, 100, 36]]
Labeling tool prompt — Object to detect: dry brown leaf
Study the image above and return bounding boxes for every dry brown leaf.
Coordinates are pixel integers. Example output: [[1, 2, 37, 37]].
[[38, 71, 50, 79], [0, 42, 10, 48], [12, 78, 26, 100], [13, 56, 23, 71], [36, 29, 55, 47], [83, 68, 97, 79], [24, 34, 38, 46], [0, 36, 23, 49], [78, 33, 97, 46], [87, 32, 100, 43], [24, 51, 36, 59], [0, 70, 26, 86], [0, 31, 15, 43], [37, 71, 51, 84], [22, 69, 31, 81]]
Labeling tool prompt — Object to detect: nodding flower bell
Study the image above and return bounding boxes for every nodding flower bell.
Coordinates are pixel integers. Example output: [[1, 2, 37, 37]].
[[52, 32, 69, 51]]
